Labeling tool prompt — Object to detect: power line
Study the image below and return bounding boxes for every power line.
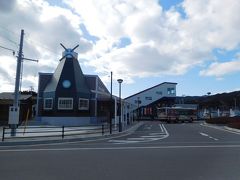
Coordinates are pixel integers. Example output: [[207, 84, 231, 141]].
[[24, 35, 60, 56], [0, 35, 18, 46], [0, 44, 15, 55], [0, 25, 20, 37], [0, 26, 60, 57], [0, 25, 19, 46]]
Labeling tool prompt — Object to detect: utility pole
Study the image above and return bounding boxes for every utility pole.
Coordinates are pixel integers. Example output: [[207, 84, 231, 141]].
[[110, 71, 113, 134], [14, 30, 24, 107], [8, 29, 24, 136], [8, 29, 38, 136]]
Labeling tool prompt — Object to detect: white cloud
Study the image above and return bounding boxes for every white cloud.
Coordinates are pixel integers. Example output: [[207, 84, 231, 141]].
[[0, 0, 93, 92], [1, 0, 240, 93], [200, 60, 240, 78], [182, 0, 240, 50], [0, 56, 17, 92], [67, 0, 240, 83]]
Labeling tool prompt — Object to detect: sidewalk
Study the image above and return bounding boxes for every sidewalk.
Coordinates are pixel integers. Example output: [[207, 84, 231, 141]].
[[0, 122, 143, 146], [202, 122, 240, 134]]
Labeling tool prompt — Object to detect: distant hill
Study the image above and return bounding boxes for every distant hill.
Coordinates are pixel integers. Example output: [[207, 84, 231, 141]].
[[176, 91, 240, 110]]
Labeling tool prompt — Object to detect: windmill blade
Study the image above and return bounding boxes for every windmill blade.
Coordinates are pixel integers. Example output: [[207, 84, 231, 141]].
[[71, 44, 79, 52], [60, 43, 67, 50], [59, 54, 67, 61]]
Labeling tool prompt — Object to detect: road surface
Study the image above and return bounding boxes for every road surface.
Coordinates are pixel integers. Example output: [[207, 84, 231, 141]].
[[0, 121, 240, 180]]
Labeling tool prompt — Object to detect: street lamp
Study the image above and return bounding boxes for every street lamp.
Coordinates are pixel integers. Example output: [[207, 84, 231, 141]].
[[207, 92, 211, 119], [117, 79, 123, 132]]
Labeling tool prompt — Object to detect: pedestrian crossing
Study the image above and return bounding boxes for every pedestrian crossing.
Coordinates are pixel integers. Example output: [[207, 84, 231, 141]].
[[109, 123, 169, 144]]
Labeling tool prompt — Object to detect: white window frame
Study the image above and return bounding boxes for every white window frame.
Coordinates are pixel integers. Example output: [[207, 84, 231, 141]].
[[44, 98, 53, 110], [78, 98, 89, 110], [167, 88, 175, 95], [145, 97, 152, 100], [58, 97, 73, 110]]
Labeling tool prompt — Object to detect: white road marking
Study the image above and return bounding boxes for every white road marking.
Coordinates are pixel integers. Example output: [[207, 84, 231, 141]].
[[108, 123, 169, 144], [141, 135, 162, 138], [128, 137, 160, 141], [149, 133, 165, 136], [209, 137, 219, 141], [108, 140, 139, 144], [162, 124, 169, 138], [200, 132, 218, 141], [159, 124, 164, 132], [201, 123, 240, 135], [1, 144, 240, 152], [127, 137, 150, 140], [200, 132, 209, 137]]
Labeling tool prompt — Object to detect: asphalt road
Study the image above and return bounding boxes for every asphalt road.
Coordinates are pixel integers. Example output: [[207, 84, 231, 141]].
[[1, 121, 240, 180]]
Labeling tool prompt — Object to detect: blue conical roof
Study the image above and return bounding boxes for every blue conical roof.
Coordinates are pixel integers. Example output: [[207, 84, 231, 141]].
[[44, 55, 91, 97]]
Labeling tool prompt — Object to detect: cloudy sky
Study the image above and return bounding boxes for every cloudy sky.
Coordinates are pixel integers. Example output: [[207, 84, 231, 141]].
[[1, 0, 240, 98]]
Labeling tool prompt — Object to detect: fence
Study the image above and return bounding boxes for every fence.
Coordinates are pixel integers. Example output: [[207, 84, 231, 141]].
[[2, 124, 119, 142]]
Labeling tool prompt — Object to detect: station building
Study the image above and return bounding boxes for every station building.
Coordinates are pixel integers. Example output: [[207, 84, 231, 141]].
[[37, 46, 133, 126], [38, 48, 108, 125], [36, 45, 178, 126], [124, 82, 177, 119]]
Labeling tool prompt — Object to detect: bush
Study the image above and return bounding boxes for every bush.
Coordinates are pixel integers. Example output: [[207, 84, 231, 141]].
[[206, 117, 240, 129], [206, 117, 229, 124], [228, 122, 240, 129]]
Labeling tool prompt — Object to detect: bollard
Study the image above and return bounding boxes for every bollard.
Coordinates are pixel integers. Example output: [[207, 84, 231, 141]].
[[62, 126, 64, 139], [2, 127, 5, 142]]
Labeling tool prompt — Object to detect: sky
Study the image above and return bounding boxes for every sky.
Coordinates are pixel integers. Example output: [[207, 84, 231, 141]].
[[1, 0, 240, 98]]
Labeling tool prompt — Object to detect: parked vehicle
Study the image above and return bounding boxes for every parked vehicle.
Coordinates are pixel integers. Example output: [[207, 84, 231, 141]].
[[157, 107, 197, 123]]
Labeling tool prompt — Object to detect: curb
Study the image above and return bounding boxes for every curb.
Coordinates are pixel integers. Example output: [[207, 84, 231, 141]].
[[201, 122, 240, 134], [224, 126, 240, 133]]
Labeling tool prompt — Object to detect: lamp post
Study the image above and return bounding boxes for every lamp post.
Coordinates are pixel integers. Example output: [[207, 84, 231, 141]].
[[117, 79, 123, 132], [207, 92, 211, 119]]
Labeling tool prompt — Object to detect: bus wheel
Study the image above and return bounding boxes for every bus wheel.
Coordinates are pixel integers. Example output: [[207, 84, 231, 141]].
[[175, 118, 179, 123], [189, 118, 193, 123]]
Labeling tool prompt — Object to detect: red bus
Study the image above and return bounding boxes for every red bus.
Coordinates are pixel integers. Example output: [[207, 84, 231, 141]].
[[157, 107, 197, 123]]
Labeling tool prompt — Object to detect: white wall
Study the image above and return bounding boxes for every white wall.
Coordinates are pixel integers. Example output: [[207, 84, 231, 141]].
[[125, 83, 177, 111]]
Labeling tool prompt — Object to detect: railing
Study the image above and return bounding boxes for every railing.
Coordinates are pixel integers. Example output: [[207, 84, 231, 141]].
[[1, 124, 120, 142]]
